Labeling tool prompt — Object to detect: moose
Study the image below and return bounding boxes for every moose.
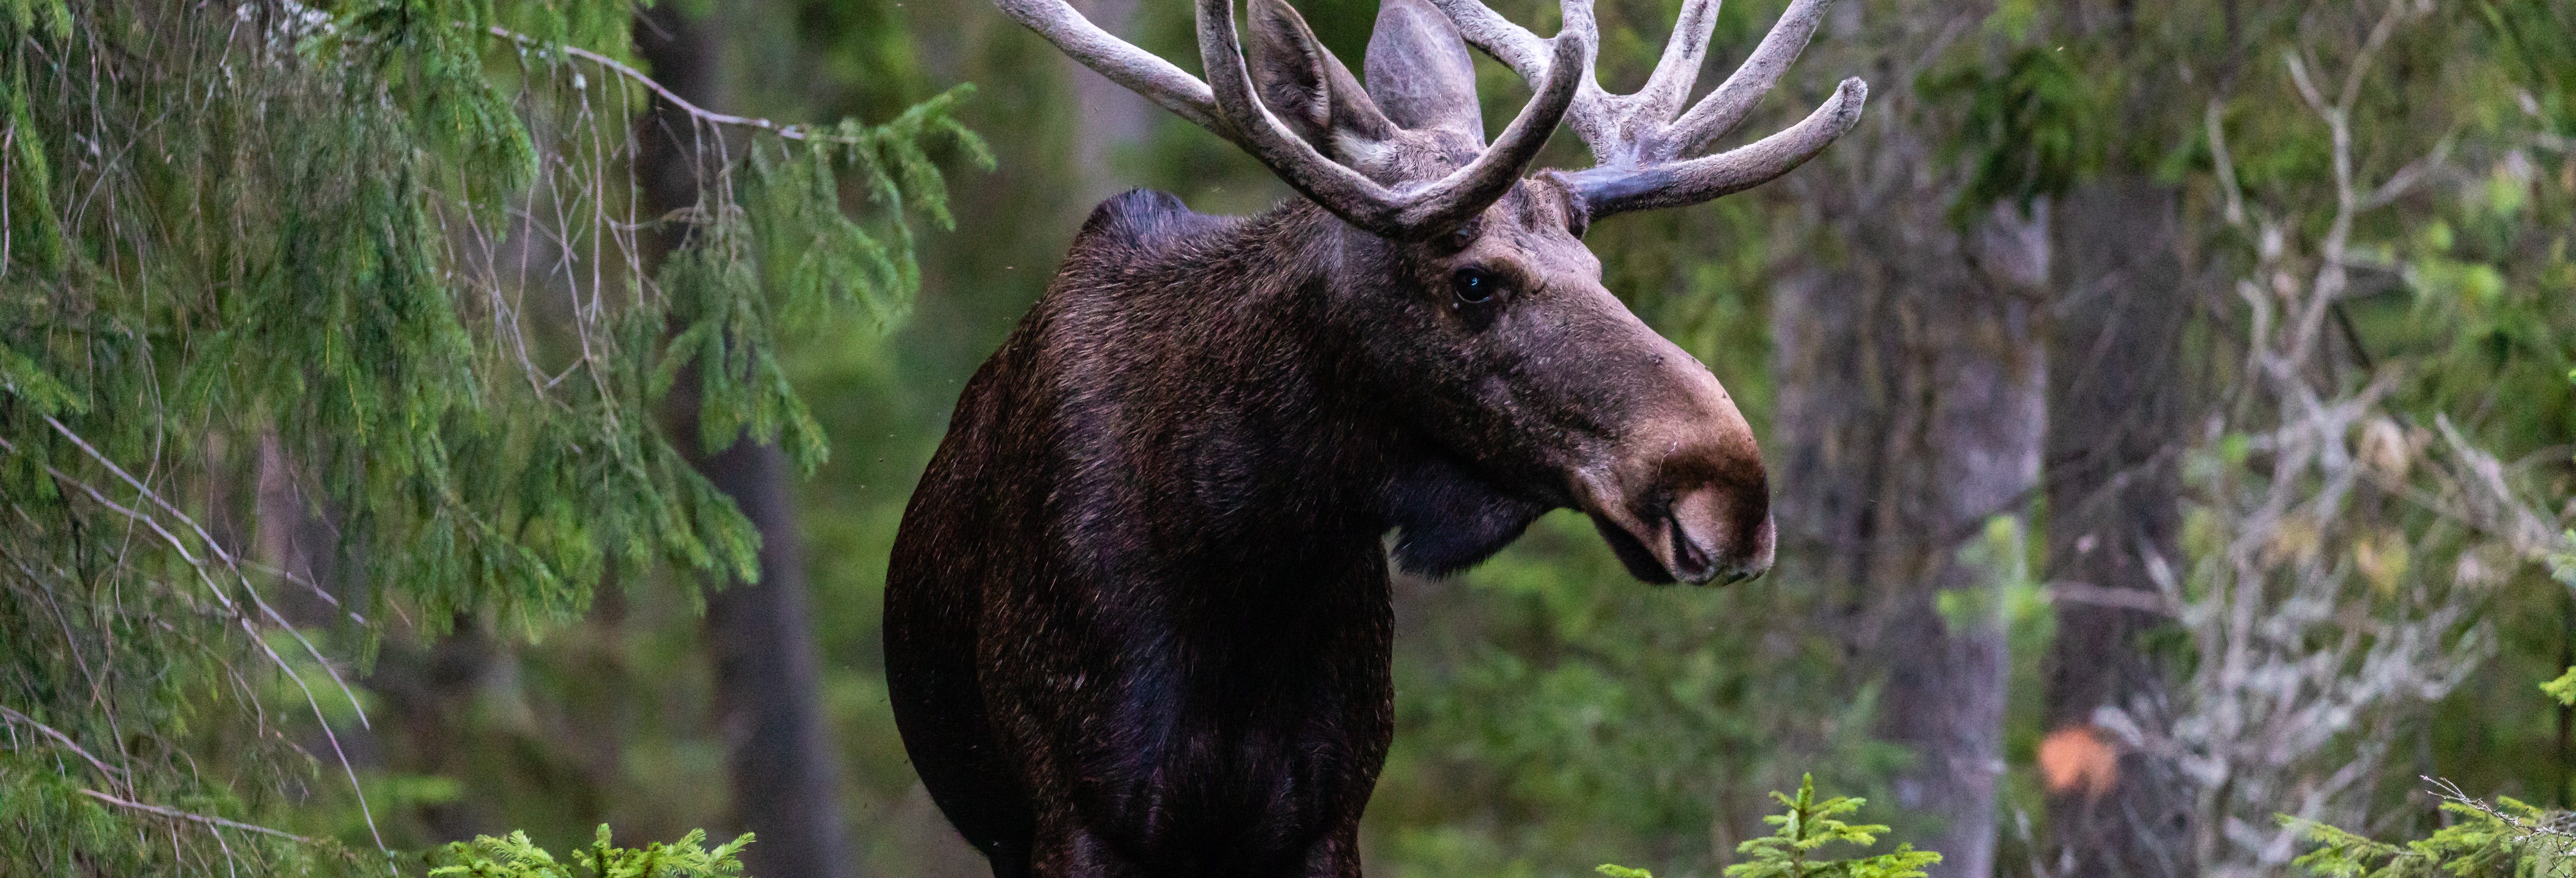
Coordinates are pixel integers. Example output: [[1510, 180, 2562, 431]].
[[885, 0, 1863, 872]]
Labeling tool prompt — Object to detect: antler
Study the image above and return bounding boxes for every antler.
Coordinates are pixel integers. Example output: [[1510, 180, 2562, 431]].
[[1426, 0, 1866, 219], [996, 0, 1588, 240]]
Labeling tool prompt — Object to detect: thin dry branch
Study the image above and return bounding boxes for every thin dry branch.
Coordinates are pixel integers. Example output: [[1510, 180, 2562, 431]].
[[2149, 9, 2543, 875], [2044, 581, 2179, 616], [76, 788, 315, 844], [0, 428, 389, 858], [2423, 777, 2576, 845], [478, 26, 868, 144], [41, 417, 370, 734], [0, 704, 127, 782]]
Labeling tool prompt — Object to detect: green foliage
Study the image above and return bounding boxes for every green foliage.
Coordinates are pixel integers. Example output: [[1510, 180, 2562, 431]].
[[2554, 544, 2576, 710], [0, 339, 79, 414], [1918, 43, 2101, 223], [5, 0, 2558, 874], [1367, 514, 1903, 878], [664, 90, 991, 473], [429, 825, 751, 878], [2287, 794, 2574, 878], [1720, 775, 1941, 878], [1597, 776, 1940, 878], [2477, 0, 2576, 139], [1, 0, 977, 870]]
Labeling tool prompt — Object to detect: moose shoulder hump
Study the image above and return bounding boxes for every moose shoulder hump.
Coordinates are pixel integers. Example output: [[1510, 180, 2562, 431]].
[[1073, 188, 1229, 256]]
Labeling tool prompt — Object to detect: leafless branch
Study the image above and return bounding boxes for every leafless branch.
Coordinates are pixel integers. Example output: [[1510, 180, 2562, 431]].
[[2423, 777, 2576, 844], [0, 704, 128, 783], [41, 417, 370, 734], [6, 423, 390, 858], [477, 25, 869, 145], [2142, 8, 2557, 875], [2206, 99, 2246, 228], [2045, 581, 2179, 616], [76, 788, 315, 844]]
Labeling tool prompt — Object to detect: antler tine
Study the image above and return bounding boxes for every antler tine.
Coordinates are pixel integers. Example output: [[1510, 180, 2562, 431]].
[[994, 0, 1232, 138], [1425, 0, 1617, 146], [1429, 0, 1860, 219], [1557, 77, 1863, 216], [1421, 0, 1551, 82], [1196, 0, 1587, 239], [1653, 0, 1836, 161], [1002, 0, 1582, 240], [1426, 0, 1833, 168], [1631, 0, 1723, 125]]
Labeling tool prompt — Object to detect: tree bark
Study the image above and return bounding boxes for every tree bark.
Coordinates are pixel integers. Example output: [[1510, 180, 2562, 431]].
[[1773, 154, 2049, 878], [689, 436, 853, 878], [635, 7, 855, 878], [2036, 177, 2197, 878]]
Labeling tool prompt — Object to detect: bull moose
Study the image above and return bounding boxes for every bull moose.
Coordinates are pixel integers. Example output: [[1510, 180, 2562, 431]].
[[884, 0, 1864, 872]]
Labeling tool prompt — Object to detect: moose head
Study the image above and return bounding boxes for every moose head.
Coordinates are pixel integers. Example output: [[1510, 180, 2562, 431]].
[[886, 1, 1862, 874], [1001, 0, 1862, 584]]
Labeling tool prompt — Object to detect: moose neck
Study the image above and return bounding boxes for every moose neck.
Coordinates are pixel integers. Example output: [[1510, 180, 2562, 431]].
[[1046, 196, 1413, 572]]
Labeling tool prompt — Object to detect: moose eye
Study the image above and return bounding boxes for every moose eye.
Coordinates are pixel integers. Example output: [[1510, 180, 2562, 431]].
[[1451, 267, 1500, 305]]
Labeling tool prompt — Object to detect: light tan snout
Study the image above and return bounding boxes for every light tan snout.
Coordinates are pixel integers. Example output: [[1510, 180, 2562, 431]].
[[1572, 355, 1775, 586]]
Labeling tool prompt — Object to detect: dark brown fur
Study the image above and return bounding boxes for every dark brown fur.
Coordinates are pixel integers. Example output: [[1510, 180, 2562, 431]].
[[888, 175, 1773, 877], [889, 3, 1779, 873]]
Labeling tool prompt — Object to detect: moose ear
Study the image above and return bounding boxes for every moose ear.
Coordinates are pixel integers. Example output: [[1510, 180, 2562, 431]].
[[1363, 0, 1485, 141], [1248, 0, 1395, 158]]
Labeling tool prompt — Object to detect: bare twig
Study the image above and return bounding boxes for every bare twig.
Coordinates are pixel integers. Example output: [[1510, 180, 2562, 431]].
[[2146, 8, 2548, 874], [41, 417, 370, 734], [476, 25, 866, 145], [76, 788, 315, 844], [2423, 776, 2576, 844], [2206, 98, 2246, 228], [0, 704, 127, 782], [4, 425, 389, 859], [2044, 581, 2179, 616]]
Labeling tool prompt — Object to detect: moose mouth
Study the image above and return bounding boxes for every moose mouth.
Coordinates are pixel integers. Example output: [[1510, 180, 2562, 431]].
[[1589, 510, 1736, 586], [1578, 479, 1774, 586]]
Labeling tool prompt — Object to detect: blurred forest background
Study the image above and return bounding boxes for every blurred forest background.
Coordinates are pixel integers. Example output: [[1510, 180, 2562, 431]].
[[2, 0, 2572, 877]]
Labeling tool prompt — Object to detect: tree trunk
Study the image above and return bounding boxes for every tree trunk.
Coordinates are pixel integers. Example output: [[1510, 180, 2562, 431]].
[[2036, 177, 2197, 878], [1773, 167, 2050, 878], [635, 8, 854, 878], [690, 436, 853, 878]]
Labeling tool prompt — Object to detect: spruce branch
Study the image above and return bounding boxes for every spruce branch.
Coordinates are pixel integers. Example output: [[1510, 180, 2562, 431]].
[[1600, 776, 1940, 878], [1, 2, 981, 870], [429, 825, 752, 878], [2423, 777, 2576, 846], [2284, 777, 2576, 878], [2546, 666, 2576, 707], [476, 25, 867, 145]]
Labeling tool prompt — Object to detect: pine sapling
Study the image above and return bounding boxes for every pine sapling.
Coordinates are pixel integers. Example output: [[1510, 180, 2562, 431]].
[[1599, 774, 1940, 878], [429, 825, 754, 878]]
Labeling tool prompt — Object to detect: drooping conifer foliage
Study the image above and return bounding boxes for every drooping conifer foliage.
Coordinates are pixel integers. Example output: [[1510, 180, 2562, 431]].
[[0, 0, 983, 872]]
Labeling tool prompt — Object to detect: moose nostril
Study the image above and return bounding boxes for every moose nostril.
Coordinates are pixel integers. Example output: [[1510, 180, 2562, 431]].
[[1666, 514, 1716, 579], [1663, 483, 1771, 585]]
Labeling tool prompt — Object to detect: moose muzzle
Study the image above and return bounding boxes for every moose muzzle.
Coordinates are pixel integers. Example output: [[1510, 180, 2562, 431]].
[[1571, 361, 1776, 586]]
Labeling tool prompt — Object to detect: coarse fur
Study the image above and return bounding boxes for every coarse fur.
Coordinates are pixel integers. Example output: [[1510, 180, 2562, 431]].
[[885, 3, 1781, 876]]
